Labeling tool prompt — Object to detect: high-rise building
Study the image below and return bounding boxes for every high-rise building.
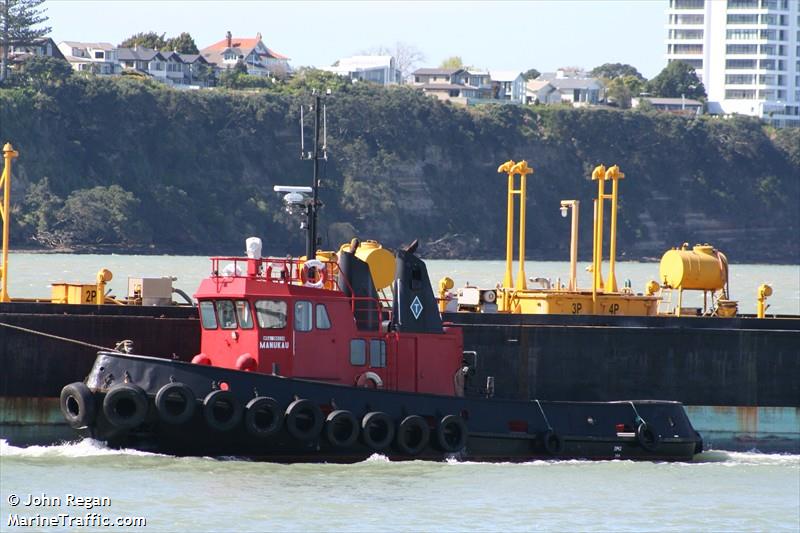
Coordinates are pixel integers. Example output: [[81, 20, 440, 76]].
[[666, 0, 799, 127]]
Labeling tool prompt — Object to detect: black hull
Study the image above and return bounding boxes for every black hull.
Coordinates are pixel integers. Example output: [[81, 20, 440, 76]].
[[65, 351, 701, 462]]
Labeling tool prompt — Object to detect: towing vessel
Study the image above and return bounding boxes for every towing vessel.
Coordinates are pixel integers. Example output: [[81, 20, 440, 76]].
[[1, 99, 798, 451]]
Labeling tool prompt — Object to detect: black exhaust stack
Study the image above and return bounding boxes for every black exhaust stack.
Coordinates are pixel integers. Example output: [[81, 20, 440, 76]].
[[391, 240, 443, 334], [338, 239, 381, 331]]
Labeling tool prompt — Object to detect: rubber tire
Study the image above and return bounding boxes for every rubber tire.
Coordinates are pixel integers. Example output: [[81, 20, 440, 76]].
[[361, 411, 395, 451], [325, 410, 359, 448], [203, 390, 242, 432], [636, 422, 660, 452], [436, 414, 468, 453], [395, 415, 430, 456], [154, 382, 196, 425], [103, 384, 148, 429], [285, 399, 323, 441], [244, 397, 283, 438], [542, 429, 563, 456], [60, 382, 96, 429]]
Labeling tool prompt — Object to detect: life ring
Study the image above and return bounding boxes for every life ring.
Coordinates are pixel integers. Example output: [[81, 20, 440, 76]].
[[361, 411, 395, 450], [60, 382, 96, 429], [154, 382, 196, 425], [542, 429, 563, 456], [325, 410, 359, 448], [285, 399, 323, 441], [103, 383, 148, 429], [355, 371, 384, 389], [395, 415, 430, 456], [244, 396, 283, 438], [636, 422, 660, 452], [436, 414, 468, 453], [301, 259, 326, 289], [203, 390, 242, 432]]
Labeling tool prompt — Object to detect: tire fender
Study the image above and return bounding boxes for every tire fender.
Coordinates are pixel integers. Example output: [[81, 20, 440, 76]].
[[285, 399, 323, 441], [154, 382, 196, 425], [103, 383, 148, 429], [325, 410, 359, 448], [60, 382, 96, 429], [395, 415, 430, 456], [203, 390, 242, 432], [436, 414, 468, 453], [244, 396, 283, 438]]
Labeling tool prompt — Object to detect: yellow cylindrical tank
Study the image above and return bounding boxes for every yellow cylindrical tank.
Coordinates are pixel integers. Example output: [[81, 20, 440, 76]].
[[659, 244, 727, 290], [338, 240, 395, 290]]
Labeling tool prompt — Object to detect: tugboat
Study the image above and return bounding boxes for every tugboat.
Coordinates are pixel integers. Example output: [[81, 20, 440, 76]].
[[59, 96, 702, 462]]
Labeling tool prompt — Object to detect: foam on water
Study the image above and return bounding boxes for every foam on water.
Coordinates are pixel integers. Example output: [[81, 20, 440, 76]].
[[0, 438, 163, 459]]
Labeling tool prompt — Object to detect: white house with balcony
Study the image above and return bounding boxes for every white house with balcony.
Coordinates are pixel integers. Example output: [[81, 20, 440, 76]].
[[324, 55, 400, 85], [200, 31, 290, 77], [57, 41, 120, 75], [490, 71, 525, 102]]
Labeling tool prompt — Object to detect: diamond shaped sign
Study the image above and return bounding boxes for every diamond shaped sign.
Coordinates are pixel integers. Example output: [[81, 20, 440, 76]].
[[410, 295, 423, 320]]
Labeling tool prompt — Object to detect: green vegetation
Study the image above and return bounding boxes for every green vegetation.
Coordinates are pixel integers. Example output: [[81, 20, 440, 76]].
[[0, 63, 797, 262], [646, 61, 706, 99], [118, 31, 200, 54], [0, 0, 50, 83]]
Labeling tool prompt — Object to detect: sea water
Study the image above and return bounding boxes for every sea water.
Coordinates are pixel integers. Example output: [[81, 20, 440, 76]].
[[1, 440, 798, 531], [5, 253, 800, 315], [1, 254, 799, 531]]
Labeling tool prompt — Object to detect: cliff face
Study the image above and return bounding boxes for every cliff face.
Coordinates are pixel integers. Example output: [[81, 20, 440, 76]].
[[1, 78, 798, 262]]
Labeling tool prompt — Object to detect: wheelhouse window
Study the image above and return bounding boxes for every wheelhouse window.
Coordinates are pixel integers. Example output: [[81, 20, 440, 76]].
[[255, 299, 287, 329], [295, 301, 313, 332], [370, 340, 386, 368], [199, 301, 218, 329], [216, 300, 238, 329], [350, 339, 366, 365], [316, 304, 331, 329], [235, 300, 253, 329]]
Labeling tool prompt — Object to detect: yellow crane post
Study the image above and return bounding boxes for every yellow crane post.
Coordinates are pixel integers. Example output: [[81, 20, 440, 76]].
[[497, 160, 516, 292], [605, 164, 625, 294], [590, 164, 606, 312], [511, 160, 534, 291], [1, 143, 19, 303]]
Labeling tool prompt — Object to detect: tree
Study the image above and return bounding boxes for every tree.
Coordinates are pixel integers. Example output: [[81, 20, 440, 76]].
[[164, 32, 198, 54], [439, 56, 464, 69], [13, 55, 72, 89], [590, 62, 645, 81], [0, 0, 50, 83], [604, 75, 645, 109], [119, 31, 166, 50], [522, 68, 540, 81], [647, 61, 706, 99]]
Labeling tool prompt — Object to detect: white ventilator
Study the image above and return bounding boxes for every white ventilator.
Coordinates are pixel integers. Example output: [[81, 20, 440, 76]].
[[246, 237, 263, 259]]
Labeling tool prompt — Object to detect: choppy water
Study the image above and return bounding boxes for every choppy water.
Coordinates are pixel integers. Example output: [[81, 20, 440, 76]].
[[1, 440, 798, 532], [6, 253, 800, 315]]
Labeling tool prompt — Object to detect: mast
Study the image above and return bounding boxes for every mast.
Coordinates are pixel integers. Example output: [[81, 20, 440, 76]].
[[307, 94, 321, 259]]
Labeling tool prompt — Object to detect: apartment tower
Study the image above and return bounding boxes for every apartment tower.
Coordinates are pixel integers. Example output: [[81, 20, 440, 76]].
[[666, 0, 799, 126]]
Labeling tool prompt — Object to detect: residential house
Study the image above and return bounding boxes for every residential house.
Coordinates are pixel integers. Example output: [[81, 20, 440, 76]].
[[117, 47, 164, 79], [1, 37, 66, 70], [538, 69, 604, 106], [160, 51, 189, 85], [464, 70, 494, 99], [525, 79, 559, 105], [324, 55, 400, 85], [490, 71, 525, 103], [200, 32, 289, 77], [57, 41, 120, 75], [411, 68, 474, 101], [631, 96, 703, 116], [177, 53, 214, 87]]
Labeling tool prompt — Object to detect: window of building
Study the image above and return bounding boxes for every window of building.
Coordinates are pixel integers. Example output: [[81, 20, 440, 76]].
[[235, 301, 253, 329], [94, 51, 104, 59], [316, 304, 331, 330], [255, 299, 287, 329], [369, 339, 386, 368], [675, 14, 703, 24], [777, 90, 786, 99], [759, 74, 777, 84], [759, 14, 778, 25], [726, 74, 755, 84], [728, 0, 758, 7], [761, 44, 777, 55], [726, 59, 757, 69], [727, 44, 758, 54], [674, 0, 705, 8], [671, 29, 703, 39], [674, 44, 703, 54], [758, 0, 777, 7], [728, 14, 758, 24], [726, 29, 758, 40], [199, 301, 218, 329], [725, 89, 757, 99], [761, 59, 776, 70], [216, 300, 238, 329], [294, 300, 313, 332], [350, 339, 366, 365]]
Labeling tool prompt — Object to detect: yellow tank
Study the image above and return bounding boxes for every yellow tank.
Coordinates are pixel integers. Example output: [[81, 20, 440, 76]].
[[659, 244, 727, 290], [339, 240, 395, 290]]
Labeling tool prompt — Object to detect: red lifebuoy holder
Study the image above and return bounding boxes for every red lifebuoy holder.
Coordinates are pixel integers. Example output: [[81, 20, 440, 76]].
[[191, 353, 212, 366], [235, 353, 258, 372], [301, 259, 326, 288]]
